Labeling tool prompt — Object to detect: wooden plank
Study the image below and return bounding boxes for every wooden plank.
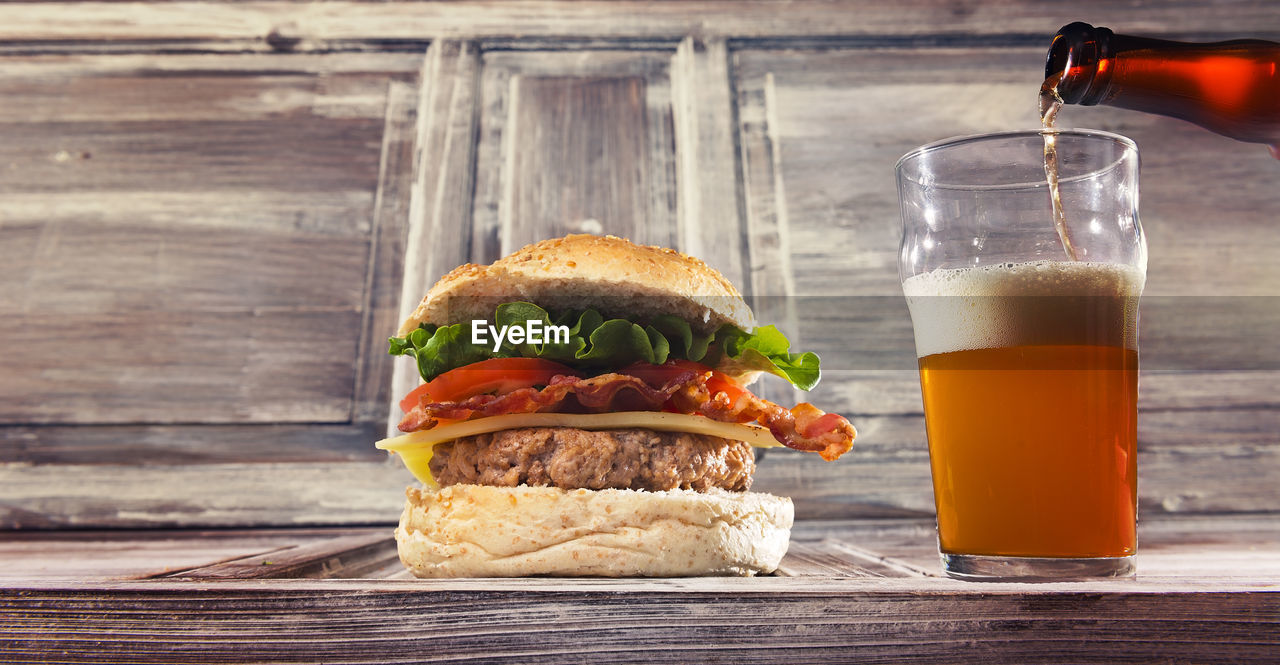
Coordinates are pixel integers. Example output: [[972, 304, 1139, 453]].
[[4, 515, 1275, 583], [0, 462, 409, 529], [0, 528, 388, 582], [471, 49, 682, 260], [0, 64, 414, 125], [0, 119, 384, 197], [790, 514, 1280, 580], [475, 50, 678, 253], [1137, 371, 1280, 411], [1131, 514, 1280, 580], [0, 223, 364, 318], [2, 1, 1278, 44], [352, 80, 417, 423], [0, 190, 373, 238], [1137, 409, 1280, 515], [0, 53, 422, 79], [1, 578, 1275, 664], [774, 539, 930, 578], [671, 36, 747, 287], [790, 517, 943, 575], [5, 569, 1276, 594], [0, 423, 382, 466], [0, 309, 361, 424], [470, 52, 514, 263], [97, 515, 1266, 584], [164, 531, 396, 580], [669, 34, 798, 406], [737, 69, 802, 408], [502, 72, 655, 248], [390, 40, 482, 434], [736, 69, 795, 304]]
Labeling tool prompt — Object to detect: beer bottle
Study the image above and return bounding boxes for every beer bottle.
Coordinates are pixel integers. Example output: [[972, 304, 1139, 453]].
[[1045, 22, 1280, 155]]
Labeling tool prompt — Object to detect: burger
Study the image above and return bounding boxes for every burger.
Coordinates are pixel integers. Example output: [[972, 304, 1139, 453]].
[[375, 234, 855, 577]]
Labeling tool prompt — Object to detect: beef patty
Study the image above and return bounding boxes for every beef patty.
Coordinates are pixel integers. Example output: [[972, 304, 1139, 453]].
[[429, 427, 755, 492]]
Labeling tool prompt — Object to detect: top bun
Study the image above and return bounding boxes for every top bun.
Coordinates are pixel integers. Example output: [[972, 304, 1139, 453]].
[[397, 234, 755, 336]]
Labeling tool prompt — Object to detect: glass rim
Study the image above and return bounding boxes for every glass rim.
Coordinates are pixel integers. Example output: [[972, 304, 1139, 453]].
[[895, 128, 1138, 191]]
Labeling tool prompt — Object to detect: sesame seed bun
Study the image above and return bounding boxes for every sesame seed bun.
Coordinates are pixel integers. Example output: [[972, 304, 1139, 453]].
[[396, 234, 755, 337]]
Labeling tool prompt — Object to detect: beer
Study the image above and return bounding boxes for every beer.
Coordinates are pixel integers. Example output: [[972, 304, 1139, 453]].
[[1039, 72, 1079, 262], [898, 129, 1144, 577], [903, 261, 1144, 558]]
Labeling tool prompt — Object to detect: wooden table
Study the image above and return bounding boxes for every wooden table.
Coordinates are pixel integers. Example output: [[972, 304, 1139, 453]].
[[4, 515, 1277, 663]]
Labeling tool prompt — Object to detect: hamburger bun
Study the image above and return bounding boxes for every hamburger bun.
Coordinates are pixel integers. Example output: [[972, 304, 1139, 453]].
[[395, 484, 794, 577], [397, 234, 756, 336]]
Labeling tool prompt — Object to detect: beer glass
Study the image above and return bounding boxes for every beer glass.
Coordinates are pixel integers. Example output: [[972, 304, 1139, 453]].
[[896, 130, 1145, 580]]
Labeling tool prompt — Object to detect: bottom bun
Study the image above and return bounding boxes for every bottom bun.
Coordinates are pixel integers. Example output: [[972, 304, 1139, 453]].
[[396, 484, 794, 577]]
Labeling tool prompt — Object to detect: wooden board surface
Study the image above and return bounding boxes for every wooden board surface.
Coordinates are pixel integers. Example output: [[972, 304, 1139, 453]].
[[1, 515, 1276, 663], [5, 580, 1274, 664], [6, 514, 1276, 583], [6, 582, 1277, 664]]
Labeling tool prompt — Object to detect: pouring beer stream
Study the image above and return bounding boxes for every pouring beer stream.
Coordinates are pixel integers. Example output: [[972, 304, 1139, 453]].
[[1040, 72, 1080, 262]]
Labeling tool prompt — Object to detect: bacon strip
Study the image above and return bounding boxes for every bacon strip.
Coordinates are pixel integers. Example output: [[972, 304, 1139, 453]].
[[399, 370, 855, 461], [398, 372, 697, 432], [666, 375, 856, 461]]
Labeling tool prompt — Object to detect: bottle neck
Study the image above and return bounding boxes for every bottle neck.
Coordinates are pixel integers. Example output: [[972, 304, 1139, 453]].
[[1047, 22, 1191, 106], [1045, 22, 1115, 105]]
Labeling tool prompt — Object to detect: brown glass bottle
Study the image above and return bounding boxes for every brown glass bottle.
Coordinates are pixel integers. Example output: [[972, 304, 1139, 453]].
[[1045, 22, 1280, 149]]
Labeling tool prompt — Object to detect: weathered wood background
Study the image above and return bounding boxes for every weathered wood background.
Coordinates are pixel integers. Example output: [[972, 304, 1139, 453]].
[[1, 1, 1279, 528]]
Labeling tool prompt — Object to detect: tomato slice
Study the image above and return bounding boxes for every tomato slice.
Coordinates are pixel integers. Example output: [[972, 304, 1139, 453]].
[[399, 358, 581, 412], [398, 383, 435, 414], [620, 359, 749, 403]]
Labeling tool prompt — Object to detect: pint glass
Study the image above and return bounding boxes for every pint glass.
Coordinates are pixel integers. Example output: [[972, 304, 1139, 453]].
[[896, 130, 1146, 580]]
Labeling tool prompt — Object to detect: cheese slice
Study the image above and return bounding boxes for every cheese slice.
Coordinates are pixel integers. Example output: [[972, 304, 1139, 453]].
[[375, 411, 781, 488]]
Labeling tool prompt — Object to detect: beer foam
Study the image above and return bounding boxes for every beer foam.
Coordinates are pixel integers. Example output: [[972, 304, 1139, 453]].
[[902, 261, 1145, 358]]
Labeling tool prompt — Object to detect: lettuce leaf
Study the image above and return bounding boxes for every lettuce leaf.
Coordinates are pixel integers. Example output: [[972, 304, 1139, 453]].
[[714, 324, 822, 391], [388, 323, 503, 382], [388, 302, 822, 390]]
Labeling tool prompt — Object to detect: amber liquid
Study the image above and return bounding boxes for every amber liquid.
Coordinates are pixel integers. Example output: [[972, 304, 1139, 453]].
[[919, 344, 1138, 558], [1039, 72, 1079, 261]]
